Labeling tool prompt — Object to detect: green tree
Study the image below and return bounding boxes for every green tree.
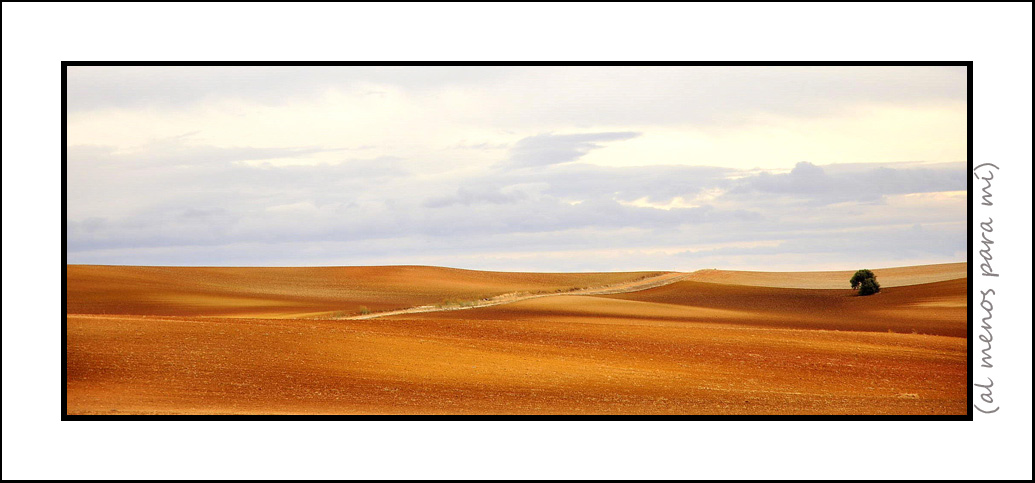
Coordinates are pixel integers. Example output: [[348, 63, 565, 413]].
[[849, 269, 880, 296], [858, 277, 881, 296]]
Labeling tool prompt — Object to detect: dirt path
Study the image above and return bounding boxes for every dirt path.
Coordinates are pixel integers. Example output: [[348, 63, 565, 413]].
[[342, 272, 692, 320]]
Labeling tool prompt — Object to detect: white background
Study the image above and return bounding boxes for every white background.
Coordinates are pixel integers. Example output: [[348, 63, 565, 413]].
[[2, 2, 1031, 480]]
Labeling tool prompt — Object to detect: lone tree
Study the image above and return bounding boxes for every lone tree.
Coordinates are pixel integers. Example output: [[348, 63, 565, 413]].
[[850, 269, 881, 296]]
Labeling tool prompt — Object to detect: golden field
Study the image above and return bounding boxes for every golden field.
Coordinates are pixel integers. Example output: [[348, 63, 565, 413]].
[[65, 263, 967, 415]]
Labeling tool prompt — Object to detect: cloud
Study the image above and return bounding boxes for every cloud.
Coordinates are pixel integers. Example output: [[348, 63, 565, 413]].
[[66, 134, 963, 270], [65, 66, 518, 112], [424, 186, 530, 208], [532, 164, 734, 203], [674, 222, 964, 260], [64, 66, 968, 270], [67, 134, 342, 170], [728, 161, 966, 205], [504, 132, 641, 167], [67, 66, 967, 128]]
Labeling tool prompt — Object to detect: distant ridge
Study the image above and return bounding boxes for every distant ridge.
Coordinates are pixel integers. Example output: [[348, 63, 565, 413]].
[[682, 262, 966, 289]]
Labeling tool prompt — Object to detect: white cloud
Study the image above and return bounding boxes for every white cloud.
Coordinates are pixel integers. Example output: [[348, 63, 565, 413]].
[[65, 66, 968, 270]]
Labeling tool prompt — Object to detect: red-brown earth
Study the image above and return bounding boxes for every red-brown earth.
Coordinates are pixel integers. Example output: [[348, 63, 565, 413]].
[[66, 263, 967, 415]]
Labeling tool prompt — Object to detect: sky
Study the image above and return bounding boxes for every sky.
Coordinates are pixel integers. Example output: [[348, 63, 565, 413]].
[[65, 65, 968, 272]]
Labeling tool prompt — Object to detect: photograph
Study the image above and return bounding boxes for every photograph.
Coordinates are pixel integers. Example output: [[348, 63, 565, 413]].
[[63, 63, 970, 417], [3, 1, 1030, 480]]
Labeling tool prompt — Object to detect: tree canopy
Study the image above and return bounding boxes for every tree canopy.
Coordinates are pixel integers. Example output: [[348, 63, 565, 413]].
[[850, 269, 880, 296]]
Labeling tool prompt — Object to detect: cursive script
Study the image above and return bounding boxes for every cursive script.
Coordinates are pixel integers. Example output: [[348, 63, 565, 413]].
[[977, 289, 995, 369], [973, 163, 1000, 415], [973, 163, 999, 206], [974, 378, 999, 414], [978, 218, 999, 278]]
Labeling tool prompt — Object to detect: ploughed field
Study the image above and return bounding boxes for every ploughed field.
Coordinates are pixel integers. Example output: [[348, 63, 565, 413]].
[[66, 263, 967, 415]]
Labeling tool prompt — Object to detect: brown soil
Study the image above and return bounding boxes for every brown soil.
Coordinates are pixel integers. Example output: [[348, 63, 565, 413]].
[[66, 265, 663, 318], [65, 263, 968, 415]]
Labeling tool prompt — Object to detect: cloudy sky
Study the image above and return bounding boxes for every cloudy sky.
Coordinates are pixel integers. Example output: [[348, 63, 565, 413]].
[[66, 65, 967, 271]]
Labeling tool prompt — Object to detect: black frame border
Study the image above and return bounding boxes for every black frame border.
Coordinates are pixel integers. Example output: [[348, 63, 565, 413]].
[[62, 60, 974, 421]]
